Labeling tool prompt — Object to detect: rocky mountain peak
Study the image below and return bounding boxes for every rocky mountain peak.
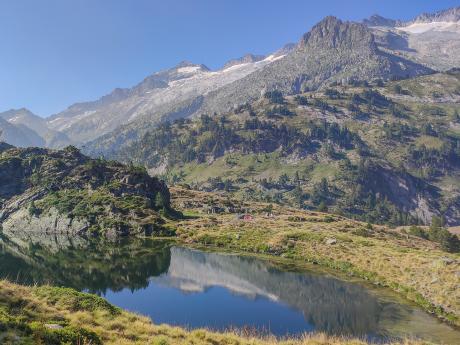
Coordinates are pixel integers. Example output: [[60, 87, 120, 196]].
[[273, 43, 296, 57], [300, 16, 376, 51], [175, 60, 210, 72], [0, 108, 37, 120], [222, 54, 265, 69], [363, 14, 402, 27], [409, 6, 460, 24]]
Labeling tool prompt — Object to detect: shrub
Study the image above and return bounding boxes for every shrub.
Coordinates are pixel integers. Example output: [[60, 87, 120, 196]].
[[28, 201, 40, 217], [428, 217, 460, 253], [29, 323, 102, 345], [294, 95, 309, 105], [408, 225, 428, 239], [152, 337, 169, 345], [264, 90, 284, 104], [317, 202, 328, 212], [392, 84, 403, 94], [352, 227, 371, 237]]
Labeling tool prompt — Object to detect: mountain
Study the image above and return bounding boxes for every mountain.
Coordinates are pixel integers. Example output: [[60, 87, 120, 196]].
[[362, 15, 402, 28], [408, 6, 460, 24], [0, 114, 45, 147], [365, 7, 460, 71], [0, 8, 458, 227], [46, 56, 285, 145], [3, 9, 456, 151], [0, 108, 71, 148], [222, 54, 266, 69], [85, 16, 433, 155], [108, 70, 460, 226], [0, 145, 175, 238]]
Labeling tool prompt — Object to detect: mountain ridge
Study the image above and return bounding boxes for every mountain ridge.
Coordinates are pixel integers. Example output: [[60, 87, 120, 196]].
[[0, 8, 458, 211], [85, 15, 434, 155]]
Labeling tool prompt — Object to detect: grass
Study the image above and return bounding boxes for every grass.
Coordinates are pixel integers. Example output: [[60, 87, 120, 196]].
[[414, 136, 444, 150], [0, 280, 435, 345]]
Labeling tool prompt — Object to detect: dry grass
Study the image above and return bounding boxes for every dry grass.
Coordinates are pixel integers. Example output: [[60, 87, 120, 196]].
[[0, 280, 429, 345]]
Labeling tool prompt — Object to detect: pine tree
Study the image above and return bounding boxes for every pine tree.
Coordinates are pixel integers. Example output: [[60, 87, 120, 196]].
[[154, 192, 166, 210]]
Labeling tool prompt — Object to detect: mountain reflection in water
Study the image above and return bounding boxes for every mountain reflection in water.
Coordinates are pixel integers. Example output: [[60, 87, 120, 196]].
[[0, 234, 458, 342], [151, 247, 384, 336]]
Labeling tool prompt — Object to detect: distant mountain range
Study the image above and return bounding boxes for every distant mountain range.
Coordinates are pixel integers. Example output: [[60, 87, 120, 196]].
[[1, 7, 458, 151]]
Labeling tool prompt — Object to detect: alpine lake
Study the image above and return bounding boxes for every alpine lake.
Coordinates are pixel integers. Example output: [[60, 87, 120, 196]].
[[0, 232, 459, 344]]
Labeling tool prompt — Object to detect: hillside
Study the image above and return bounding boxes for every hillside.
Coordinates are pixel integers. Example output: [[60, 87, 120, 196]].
[[108, 71, 460, 226], [0, 144, 174, 238]]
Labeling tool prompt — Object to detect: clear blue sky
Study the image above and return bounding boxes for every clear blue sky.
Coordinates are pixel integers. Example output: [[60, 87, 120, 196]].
[[0, 0, 458, 117]]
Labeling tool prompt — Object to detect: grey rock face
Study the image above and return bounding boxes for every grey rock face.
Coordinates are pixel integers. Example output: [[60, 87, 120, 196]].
[[407, 6, 460, 25], [365, 6, 460, 71], [46, 58, 279, 145], [0, 145, 172, 239], [1, 207, 89, 236], [199, 17, 431, 114]]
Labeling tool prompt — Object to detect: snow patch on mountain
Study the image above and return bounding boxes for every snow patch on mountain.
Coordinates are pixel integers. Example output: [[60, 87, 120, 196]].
[[397, 21, 460, 34]]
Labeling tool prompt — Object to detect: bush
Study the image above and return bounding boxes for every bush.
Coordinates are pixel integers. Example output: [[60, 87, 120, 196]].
[[34, 286, 121, 315], [295, 95, 309, 105], [264, 90, 284, 104], [408, 225, 428, 239], [152, 337, 169, 345], [429, 226, 460, 253], [317, 201, 328, 212], [392, 84, 403, 94], [266, 105, 293, 117], [352, 227, 371, 237], [28, 201, 40, 217], [428, 217, 460, 253]]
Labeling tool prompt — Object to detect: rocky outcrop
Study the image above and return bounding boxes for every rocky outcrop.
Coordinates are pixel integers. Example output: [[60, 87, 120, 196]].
[[0, 145, 175, 239], [1, 207, 89, 235], [407, 6, 460, 25]]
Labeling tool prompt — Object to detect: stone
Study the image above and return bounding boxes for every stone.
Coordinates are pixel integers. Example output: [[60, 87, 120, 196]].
[[440, 257, 455, 265], [325, 238, 337, 245], [45, 324, 63, 330]]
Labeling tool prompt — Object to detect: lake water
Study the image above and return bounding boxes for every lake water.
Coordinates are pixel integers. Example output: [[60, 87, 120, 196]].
[[0, 234, 458, 343]]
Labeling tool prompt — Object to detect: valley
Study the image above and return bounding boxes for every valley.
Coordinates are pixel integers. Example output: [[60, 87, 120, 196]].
[[1, 4, 460, 345]]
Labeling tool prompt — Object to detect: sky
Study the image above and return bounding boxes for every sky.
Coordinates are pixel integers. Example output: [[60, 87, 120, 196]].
[[0, 0, 458, 117]]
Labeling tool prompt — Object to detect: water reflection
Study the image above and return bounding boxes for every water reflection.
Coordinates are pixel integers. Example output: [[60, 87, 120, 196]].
[[152, 247, 385, 336], [0, 233, 458, 342], [0, 233, 171, 293]]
